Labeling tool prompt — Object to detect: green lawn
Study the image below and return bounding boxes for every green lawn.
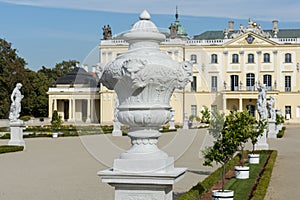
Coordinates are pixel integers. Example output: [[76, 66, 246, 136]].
[[224, 153, 269, 199]]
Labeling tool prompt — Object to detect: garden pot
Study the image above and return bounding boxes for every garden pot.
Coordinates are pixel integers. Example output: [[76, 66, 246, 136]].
[[52, 132, 58, 138], [248, 154, 260, 164], [212, 190, 234, 200], [235, 166, 249, 179]]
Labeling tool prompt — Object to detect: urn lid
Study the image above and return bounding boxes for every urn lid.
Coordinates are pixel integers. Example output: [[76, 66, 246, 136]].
[[123, 10, 165, 43]]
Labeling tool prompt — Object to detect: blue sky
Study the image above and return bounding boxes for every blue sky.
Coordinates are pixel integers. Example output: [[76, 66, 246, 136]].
[[1, 0, 300, 71]]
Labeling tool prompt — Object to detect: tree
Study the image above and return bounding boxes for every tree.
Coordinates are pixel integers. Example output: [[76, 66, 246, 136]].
[[51, 110, 63, 129], [250, 119, 266, 153], [200, 106, 210, 124], [0, 39, 27, 118], [203, 110, 239, 191]]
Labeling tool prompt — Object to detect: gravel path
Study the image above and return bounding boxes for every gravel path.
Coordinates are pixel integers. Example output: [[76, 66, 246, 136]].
[[0, 128, 215, 200], [265, 124, 300, 200]]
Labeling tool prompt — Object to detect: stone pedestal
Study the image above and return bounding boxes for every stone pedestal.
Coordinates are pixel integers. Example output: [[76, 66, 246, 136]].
[[255, 128, 269, 150], [99, 168, 185, 200], [8, 120, 25, 147], [169, 120, 176, 130], [182, 113, 189, 129], [268, 120, 276, 138], [276, 123, 283, 134], [112, 121, 122, 136]]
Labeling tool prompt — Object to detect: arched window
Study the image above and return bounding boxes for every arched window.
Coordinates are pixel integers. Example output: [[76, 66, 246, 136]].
[[191, 54, 197, 63], [211, 54, 218, 63], [285, 53, 292, 63], [263, 53, 270, 62], [232, 54, 239, 63], [246, 73, 255, 91], [248, 53, 254, 63]]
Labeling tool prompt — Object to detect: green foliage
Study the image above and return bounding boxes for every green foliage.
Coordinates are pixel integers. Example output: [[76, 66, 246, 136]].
[[250, 119, 267, 153], [277, 126, 285, 138], [251, 150, 278, 200], [275, 113, 285, 125], [200, 106, 210, 124], [189, 114, 200, 122], [0, 145, 24, 154], [51, 110, 63, 129], [0, 38, 78, 118], [20, 115, 31, 121]]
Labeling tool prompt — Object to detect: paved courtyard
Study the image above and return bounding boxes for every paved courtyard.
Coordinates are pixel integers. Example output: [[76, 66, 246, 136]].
[[0, 125, 299, 199]]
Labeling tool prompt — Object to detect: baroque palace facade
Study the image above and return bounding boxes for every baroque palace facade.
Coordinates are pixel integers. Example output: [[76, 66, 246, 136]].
[[48, 12, 300, 124]]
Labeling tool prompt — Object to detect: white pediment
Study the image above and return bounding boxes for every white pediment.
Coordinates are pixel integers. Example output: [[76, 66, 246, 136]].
[[224, 33, 277, 47]]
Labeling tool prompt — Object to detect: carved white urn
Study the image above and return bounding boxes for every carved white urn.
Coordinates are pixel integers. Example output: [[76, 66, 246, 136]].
[[99, 10, 192, 173], [98, 10, 192, 200]]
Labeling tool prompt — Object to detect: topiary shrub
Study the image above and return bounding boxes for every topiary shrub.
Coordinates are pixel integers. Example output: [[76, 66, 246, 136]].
[[51, 110, 63, 129]]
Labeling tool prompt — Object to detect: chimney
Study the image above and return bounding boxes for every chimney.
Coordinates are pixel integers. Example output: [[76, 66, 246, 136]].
[[272, 20, 279, 32], [228, 21, 234, 32]]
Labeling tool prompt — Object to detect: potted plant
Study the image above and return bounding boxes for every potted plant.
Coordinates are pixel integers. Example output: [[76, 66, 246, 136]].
[[203, 110, 238, 200], [51, 110, 63, 138], [275, 113, 284, 134], [249, 119, 267, 164], [230, 111, 257, 179]]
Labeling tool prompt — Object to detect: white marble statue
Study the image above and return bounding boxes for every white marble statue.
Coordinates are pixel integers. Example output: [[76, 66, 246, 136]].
[[9, 83, 24, 121], [267, 96, 276, 121], [256, 83, 267, 119]]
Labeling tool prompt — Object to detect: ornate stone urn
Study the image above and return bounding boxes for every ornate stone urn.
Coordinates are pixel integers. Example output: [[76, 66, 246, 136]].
[[98, 10, 192, 199]]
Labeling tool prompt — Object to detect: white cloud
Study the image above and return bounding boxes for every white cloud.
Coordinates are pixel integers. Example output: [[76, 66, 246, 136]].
[[1, 0, 300, 21]]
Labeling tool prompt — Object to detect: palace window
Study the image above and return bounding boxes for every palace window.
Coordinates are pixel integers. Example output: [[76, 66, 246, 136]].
[[211, 76, 218, 92], [263, 74, 272, 91], [263, 53, 270, 63], [285, 106, 291, 119], [191, 54, 197, 64], [232, 54, 239, 63], [211, 54, 218, 64], [230, 75, 239, 91], [246, 73, 255, 91], [248, 54, 255, 63], [285, 76, 291, 91], [191, 76, 197, 92], [191, 105, 197, 116], [285, 53, 292, 63]]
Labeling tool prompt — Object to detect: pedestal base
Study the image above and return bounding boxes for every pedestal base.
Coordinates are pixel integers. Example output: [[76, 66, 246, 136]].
[[112, 121, 122, 136], [255, 128, 269, 150], [98, 168, 186, 200], [268, 120, 277, 138], [169, 120, 175, 130], [8, 120, 25, 148]]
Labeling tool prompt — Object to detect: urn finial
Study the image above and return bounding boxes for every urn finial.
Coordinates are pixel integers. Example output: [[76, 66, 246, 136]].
[[139, 10, 151, 20]]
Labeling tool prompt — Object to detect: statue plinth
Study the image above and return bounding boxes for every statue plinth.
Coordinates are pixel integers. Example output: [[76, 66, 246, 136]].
[[255, 128, 269, 150], [8, 119, 25, 148], [98, 10, 192, 200], [268, 120, 277, 138]]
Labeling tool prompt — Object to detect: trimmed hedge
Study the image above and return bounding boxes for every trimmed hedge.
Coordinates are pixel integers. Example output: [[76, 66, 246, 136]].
[[178, 154, 241, 200], [250, 150, 278, 200], [277, 126, 286, 138], [0, 145, 24, 154]]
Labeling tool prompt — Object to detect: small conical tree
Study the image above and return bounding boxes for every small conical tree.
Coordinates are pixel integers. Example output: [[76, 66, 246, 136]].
[[51, 110, 63, 129]]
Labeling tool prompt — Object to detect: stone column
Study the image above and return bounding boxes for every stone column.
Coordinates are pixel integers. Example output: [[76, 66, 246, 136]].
[[239, 98, 243, 111], [86, 99, 91, 123], [223, 94, 227, 113], [54, 99, 57, 111]]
